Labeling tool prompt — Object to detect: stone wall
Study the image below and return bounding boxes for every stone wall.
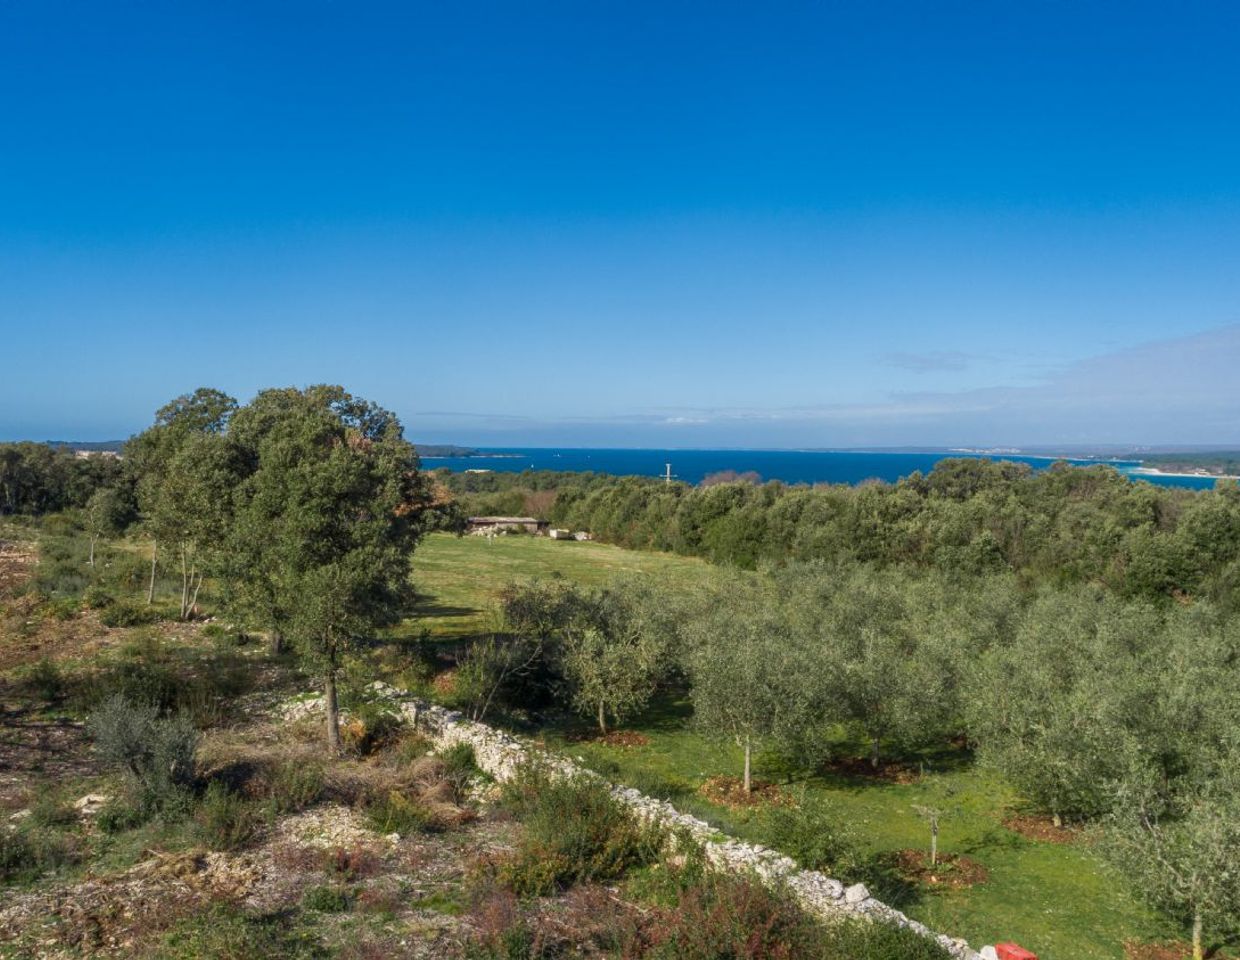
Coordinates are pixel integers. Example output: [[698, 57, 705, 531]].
[[380, 688, 995, 960]]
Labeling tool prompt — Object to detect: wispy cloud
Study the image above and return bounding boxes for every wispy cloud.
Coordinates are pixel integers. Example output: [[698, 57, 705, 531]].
[[407, 325, 1240, 447], [879, 350, 976, 373]]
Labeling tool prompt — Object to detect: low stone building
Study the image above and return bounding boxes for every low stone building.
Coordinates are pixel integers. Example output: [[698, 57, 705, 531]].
[[465, 516, 548, 536]]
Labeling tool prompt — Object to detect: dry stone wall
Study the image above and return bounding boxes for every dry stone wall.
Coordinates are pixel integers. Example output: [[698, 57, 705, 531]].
[[369, 685, 993, 960]]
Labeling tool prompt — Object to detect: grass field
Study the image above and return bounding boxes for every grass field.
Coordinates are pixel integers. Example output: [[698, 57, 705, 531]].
[[407, 531, 712, 638], [409, 532, 1178, 960]]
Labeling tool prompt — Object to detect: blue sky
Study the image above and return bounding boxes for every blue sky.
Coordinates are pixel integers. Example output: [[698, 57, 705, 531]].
[[2, 1, 1239, 447]]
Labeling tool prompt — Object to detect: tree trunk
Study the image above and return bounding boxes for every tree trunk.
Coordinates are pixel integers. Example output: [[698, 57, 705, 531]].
[[871, 736, 881, 769], [188, 568, 203, 619], [269, 629, 286, 656], [930, 820, 938, 866], [1192, 911, 1203, 960], [325, 669, 342, 753], [88, 535, 96, 568], [597, 700, 607, 735], [147, 540, 157, 604], [743, 737, 752, 794], [179, 547, 190, 620], [1052, 811, 1063, 829]]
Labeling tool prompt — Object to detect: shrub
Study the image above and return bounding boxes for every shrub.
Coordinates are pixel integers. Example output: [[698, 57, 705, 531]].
[[0, 827, 77, 885], [762, 797, 864, 879], [365, 791, 437, 835], [301, 884, 353, 912], [341, 701, 405, 755], [88, 695, 198, 817], [496, 764, 663, 896], [82, 583, 116, 609], [100, 599, 161, 627], [40, 595, 81, 620], [22, 657, 66, 702], [153, 903, 327, 959], [195, 782, 263, 850], [262, 757, 325, 814], [28, 796, 77, 829], [642, 870, 952, 960], [95, 658, 183, 712]]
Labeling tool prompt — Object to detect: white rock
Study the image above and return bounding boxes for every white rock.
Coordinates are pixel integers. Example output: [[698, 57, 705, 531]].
[[8, 809, 31, 822], [74, 793, 111, 815], [979, 948, 999, 960], [843, 882, 870, 904]]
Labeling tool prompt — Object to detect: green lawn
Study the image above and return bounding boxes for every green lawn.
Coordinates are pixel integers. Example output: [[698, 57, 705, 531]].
[[407, 531, 711, 638], [404, 533, 1180, 960]]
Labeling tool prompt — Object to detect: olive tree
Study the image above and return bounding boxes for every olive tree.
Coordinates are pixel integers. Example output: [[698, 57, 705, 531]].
[[791, 566, 954, 769], [557, 581, 668, 734], [1102, 755, 1240, 960], [682, 573, 815, 792], [967, 588, 1163, 825]]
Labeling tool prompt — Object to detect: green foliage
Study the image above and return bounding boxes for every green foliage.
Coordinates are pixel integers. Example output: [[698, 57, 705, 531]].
[[761, 797, 864, 878], [1100, 752, 1240, 957], [195, 782, 264, 850], [150, 903, 327, 959], [0, 441, 127, 516], [301, 884, 353, 912], [365, 791, 438, 835], [496, 764, 664, 896], [262, 757, 326, 814], [88, 695, 198, 816], [0, 825, 78, 886], [22, 657, 66, 701], [100, 598, 162, 627]]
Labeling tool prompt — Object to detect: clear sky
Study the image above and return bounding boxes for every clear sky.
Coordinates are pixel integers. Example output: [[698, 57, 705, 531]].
[[2, 1, 1239, 447]]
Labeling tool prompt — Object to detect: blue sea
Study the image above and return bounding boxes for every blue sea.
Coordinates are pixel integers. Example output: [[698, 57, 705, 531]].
[[418, 448, 1222, 491]]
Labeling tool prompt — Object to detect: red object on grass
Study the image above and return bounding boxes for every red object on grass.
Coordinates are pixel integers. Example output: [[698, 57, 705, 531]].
[[996, 945, 1038, 960]]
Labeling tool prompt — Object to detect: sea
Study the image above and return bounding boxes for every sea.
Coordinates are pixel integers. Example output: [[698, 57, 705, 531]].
[[418, 448, 1222, 491]]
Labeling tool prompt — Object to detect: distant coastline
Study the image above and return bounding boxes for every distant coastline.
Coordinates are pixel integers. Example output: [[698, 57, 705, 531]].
[[1127, 466, 1240, 481]]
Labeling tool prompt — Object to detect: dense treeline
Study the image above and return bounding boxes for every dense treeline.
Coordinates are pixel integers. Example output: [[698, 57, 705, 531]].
[[442, 460, 1240, 606], [0, 442, 128, 516]]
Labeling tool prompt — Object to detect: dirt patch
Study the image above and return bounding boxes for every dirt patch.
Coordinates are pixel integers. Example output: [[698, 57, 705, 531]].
[[0, 706, 100, 809], [0, 540, 36, 596], [821, 756, 922, 784], [698, 775, 796, 809], [1003, 813, 1084, 845], [1124, 940, 1193, 960], [892, 849, 988, 889]]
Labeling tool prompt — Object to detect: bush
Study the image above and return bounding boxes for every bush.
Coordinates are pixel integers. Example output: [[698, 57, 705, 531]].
[[0, 827, 77, 885], [195, 782, 263, 850], [262, 757, 325, 814], [153, 903, 327, 959], [762, 797, 864, 879], [22, 657, 66, 702], [94, 659, 184, 714], [341, 701, 405, 755], [365, 791, 438, 835], [301, 884, 354, 913], [496, 764, 663, 896], [642, 870, 952, 960], [82, 583, 116, 609], [100, 599, 161, 627], [88, 695, 198, 817]]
